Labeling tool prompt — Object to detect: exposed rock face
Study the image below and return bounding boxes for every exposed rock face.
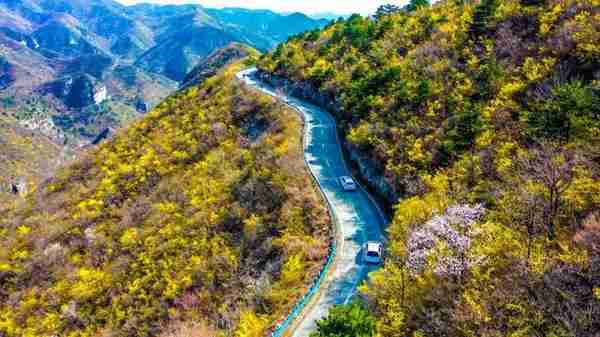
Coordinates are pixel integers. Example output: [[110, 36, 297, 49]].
[[135, 100, 148, 113], [0, 56, 15, 90], [40, 76, 106, 108], [256, 70, 341, 114], [93, 85, 107, 104], [255, 70, 400, 204], [91, 127, 110, 145], [41, 74, 99, 108], [345, 145, 400, 203], [181, 43, 252, 89], [14, 178, 26, 196], [3, 178, 27, 196]]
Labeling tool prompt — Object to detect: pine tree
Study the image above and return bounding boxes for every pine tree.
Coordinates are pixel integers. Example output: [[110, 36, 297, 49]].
[[407, 0, 430, 12], [469, 0, 498, 38], [375, 4, 402, 19]]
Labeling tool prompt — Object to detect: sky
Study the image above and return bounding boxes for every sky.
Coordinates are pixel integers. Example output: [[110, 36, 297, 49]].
[[115, 0, 410, 15]]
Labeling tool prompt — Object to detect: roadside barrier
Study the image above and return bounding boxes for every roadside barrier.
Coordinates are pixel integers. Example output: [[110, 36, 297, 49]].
[[240, 68, 340, 337], [269, 243, 337, 337]]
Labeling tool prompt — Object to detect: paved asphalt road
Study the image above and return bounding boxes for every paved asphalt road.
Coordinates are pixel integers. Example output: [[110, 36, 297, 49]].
[[237, 68, 387, 337]]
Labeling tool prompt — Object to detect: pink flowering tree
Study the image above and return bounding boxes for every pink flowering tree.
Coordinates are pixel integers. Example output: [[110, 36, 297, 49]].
[[406, 204, 485, 277]]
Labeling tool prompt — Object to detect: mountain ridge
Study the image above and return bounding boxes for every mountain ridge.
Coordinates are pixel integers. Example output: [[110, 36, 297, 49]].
[[0, 0, 327, 196]]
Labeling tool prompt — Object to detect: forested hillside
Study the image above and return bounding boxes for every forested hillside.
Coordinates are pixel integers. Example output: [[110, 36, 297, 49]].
[[259, 0, 600, 335], [0, 61, 331, 337]]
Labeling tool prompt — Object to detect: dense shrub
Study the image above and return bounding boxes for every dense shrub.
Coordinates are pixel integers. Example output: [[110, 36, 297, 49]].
[[310, 302, 376, 337], [525, 80, 600, 141], [0, 62, 331, 337], [259, 1, 600, 336]]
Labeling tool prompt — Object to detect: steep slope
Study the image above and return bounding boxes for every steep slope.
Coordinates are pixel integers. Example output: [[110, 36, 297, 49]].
[[0, 55, 15, 89], [135, 25, 238, 82], [181, 43, 257, 89], [259, 0, 600, 336], [0, 61, 331, 337], [31, 19, 106, 59]]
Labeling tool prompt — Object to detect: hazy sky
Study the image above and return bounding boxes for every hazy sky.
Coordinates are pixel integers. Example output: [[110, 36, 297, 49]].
[[116, 0, 410, 15]]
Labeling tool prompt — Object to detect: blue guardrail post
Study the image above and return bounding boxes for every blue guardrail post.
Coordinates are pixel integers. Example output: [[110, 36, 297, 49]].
[[270, 244, 337, 337]]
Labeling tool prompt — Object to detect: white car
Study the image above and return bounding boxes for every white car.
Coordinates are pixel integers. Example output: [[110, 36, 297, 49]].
[[339, 176, 357, 191], [363, 241, 384, 264]]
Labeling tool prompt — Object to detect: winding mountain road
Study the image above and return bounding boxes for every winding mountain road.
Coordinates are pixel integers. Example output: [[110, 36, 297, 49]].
[[237, 68, 387, 336]]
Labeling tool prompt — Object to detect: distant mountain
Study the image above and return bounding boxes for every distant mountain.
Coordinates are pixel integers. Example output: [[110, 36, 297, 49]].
[[0, 0, 326, 196], [135, 25, 238, 81], [0, 0, 327, 116], [206, 8, 329, 49], [308, 12, 348, 20], [130, 6, 327, 81]]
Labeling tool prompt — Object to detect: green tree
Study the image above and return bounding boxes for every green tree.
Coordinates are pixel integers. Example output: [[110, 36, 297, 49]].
[[343, 15, 375, 50], [407, 0, 430, 12], [310, 302, 376, 337], [469, 0, 498, 38], [526, 81, 599, 142], [375, 4, 402, 19]]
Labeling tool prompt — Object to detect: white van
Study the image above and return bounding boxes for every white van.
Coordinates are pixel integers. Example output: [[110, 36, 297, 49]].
[[363, 241, 384, 264]]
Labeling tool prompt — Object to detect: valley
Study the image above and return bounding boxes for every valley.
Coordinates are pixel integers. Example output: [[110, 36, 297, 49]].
[[0, 0, 327, 195]]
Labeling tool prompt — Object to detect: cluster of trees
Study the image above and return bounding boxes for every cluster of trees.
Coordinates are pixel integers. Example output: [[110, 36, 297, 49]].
[[260, 0, 600, 336], [0, 62, 331, 336], [310, 302, 376, 337], [375, 0, 431, 19]]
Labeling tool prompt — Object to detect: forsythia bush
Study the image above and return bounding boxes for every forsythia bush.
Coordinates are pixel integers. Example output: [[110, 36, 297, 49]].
[[260, 0, 600, 336], [0, 62, 331, 336]]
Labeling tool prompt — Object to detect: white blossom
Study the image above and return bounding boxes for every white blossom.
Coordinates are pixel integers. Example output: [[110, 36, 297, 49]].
[[406, 204, 485, 276], [84, 227, 98, 243]]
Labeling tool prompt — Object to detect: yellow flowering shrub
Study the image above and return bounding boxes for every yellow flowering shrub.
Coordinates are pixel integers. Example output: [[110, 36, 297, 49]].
[[259, 1, 600, 336], [0, 62, 331, 337]]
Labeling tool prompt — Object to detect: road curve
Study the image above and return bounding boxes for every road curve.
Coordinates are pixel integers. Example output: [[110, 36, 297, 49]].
[[237, 68, 387, 336]]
